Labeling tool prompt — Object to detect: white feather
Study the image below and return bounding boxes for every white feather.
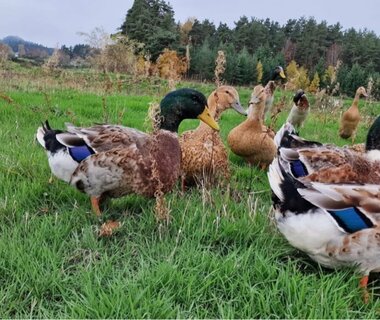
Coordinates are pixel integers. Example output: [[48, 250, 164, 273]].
[[36, 127, 46, 148], [366, 150, 380, 162], [310, 182, 380, 202], [286, 105, 309, 128], [279, 148, 299, 161], [274, 122, 296, 147], [268, 158, 284, 201], [308, 183, 345, 202], [297, 188, 347, 210], [70, 156, 125, 197], [47, 150, 79, 183], [275, 208, 346, 268]]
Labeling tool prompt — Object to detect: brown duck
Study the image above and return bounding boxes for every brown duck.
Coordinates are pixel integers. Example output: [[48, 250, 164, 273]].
[[227, 84, 276, 169], [179, 85, 246, 187]]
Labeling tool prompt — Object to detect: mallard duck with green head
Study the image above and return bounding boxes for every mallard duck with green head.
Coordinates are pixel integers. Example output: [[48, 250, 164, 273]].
[[37, 88, 219, 216]]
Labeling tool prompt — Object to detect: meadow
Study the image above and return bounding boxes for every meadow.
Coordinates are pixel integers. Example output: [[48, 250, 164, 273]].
[[0, 63, 379, 318]]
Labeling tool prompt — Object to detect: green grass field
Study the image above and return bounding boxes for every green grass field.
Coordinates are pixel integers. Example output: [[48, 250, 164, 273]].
[[0, 65, 379, 318]]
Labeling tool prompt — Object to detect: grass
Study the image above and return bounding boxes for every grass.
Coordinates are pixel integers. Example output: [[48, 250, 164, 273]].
[[0, 64, 380, 318]]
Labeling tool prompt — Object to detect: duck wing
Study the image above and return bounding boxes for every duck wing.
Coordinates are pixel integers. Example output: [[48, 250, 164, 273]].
[[269, 156, 378, 234], [57, 124, 150, 153], [299, 182, 380, 227], [281, 146, 380, 185], [275, 123, 380, 184]]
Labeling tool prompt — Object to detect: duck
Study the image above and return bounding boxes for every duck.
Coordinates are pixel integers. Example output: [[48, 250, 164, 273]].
[[339, 86, 368, 142], [227, 84, 276, 169], [286, 89, 309, 129], [268, 117, 380, 302], [248, 66, 286, 121], [36, 88, 219, 217], [179, 85, 246, 187]]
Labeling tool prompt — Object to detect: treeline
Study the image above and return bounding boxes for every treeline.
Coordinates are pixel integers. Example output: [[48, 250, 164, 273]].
[[121, 0, 380, 98], [1, 36, 54, 60], [185, 17, 380, 97]]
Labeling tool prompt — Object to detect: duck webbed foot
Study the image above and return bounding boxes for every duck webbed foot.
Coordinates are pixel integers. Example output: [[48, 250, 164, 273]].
[[91, 196, 102, 217], [359, 275, 370, 304]]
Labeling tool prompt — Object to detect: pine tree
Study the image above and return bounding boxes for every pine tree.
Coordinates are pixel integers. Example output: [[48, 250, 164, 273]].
[[235, 47, 255, 85], [120, 0, 179, 60], [190, 40, 214, 80]]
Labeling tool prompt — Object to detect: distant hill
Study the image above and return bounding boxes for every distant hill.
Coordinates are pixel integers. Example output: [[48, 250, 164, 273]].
[[1, 35, 53, 59]]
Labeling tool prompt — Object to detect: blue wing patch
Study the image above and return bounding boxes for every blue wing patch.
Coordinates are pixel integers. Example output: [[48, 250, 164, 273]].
[[69, 145, 95, 163], [290, 160, 308, 178], [328, 207, 374, 233]]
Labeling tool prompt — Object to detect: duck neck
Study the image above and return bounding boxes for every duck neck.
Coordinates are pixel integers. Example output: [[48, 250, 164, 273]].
[[159, 114, 181, 133], [271, 71, 279, 81], [249, 101, 265, 123], [197, 94, 222, 131], [207, 93, 221, 120], [352, 92, 361, 109]]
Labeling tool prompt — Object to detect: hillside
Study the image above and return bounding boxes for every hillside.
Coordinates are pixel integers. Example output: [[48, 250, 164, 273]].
[[1, 35, 53, 58]]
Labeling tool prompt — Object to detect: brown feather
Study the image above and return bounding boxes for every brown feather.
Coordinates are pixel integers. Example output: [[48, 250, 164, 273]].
[[228, 85, 276, 168], [339, 86, 367, 140], [179, 86, 242, 185], [298, 147, 380, 184], [70, 130, 181, 198]]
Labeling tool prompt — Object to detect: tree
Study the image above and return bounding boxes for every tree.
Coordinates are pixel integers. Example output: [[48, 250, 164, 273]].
[[72, 44, 93, 58], [156, 49, 187, 79], [340, 63, 368, 96], [120, 0, 152, 42], [220, 43, 239, 84], [179, 15, 379, 88], [285, 60, 299, 90], [0, 43, 13, 64], [189, 19, 216, 47], [323, 65, 336, 87], [215, 23, 233, 45], [189, 40, 215, 80], [120, 0, 179, 59], [235, 47, 255, 85], [309, 72, 320, 93], [326, 43, 342, 66], [297, 67, 310, 90], [179, 17, 195, 45], [283, 38, 296, 63]]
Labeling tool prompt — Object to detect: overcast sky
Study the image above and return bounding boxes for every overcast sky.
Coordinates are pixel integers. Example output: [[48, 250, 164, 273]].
[[0, 0, 378, 48]]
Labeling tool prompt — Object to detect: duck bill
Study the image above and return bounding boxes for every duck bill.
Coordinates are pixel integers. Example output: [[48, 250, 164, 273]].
[[197, 107, 220, 131], [232, 101, 247, 116], [279, 70, 286, 79]]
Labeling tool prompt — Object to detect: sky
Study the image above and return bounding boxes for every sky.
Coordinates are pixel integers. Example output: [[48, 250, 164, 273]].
[[0, 0, 379, 48]]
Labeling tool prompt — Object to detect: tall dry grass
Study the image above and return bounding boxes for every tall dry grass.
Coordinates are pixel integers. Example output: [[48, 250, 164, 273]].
[[214, 50, 226, 87]]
